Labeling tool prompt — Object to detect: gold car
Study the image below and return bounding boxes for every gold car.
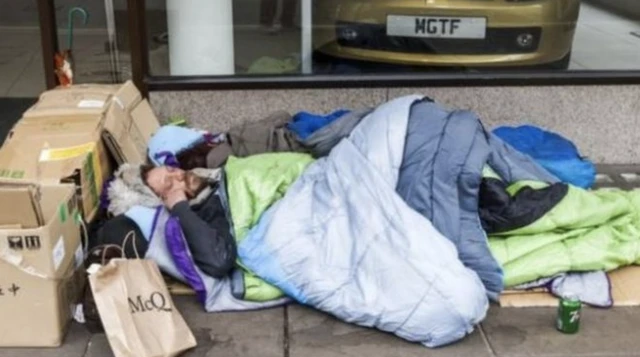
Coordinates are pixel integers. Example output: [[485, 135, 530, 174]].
[[313, 0, 581, 69]]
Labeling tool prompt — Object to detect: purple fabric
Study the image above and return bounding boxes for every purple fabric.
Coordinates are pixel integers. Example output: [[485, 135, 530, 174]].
[[165, 216, 207, 304], [203, 132, 226, 144], [514, 271, 613, 308], [99, 175, 115, 209], [154, 151, 180, 168], [147, 206, 163, 243]]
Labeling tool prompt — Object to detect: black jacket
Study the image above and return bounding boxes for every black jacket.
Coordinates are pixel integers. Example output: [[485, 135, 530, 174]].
[[95, 185, 237, 278], [169, 187, 237, 278]]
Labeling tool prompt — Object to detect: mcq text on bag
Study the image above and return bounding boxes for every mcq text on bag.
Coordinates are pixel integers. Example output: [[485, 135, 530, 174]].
[[128, 292, 173, 314]]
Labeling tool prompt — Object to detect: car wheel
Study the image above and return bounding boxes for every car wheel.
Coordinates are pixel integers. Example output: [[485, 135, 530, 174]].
[[546, 51, 572, 70]]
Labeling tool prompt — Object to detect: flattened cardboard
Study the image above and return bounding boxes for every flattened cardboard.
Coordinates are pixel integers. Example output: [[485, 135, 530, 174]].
[[608, 266, 640, 306], [164, 275, 196, 296], [499, 266, 640, 307], [0, 183, 84, 347]]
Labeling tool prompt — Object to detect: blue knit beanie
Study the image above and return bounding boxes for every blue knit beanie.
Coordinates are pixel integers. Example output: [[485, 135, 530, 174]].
[[147, 125, 208, 166]]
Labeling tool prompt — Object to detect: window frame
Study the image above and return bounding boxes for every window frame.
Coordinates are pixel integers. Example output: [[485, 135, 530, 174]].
[[39, 0, 640, 97]]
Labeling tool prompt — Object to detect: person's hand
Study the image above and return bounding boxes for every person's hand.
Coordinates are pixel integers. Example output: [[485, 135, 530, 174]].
[[162, 187, 188, 210]]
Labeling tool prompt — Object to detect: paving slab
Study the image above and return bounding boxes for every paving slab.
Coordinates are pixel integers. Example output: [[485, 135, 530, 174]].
[[84, 297, 285, 357], [288, 304, 492, 357], [84, 329, 229, 357], [0, 323, 91, 357], [482, 307, 640, 357], [173, 296, 285, 357], [83, 334, 112, 357]]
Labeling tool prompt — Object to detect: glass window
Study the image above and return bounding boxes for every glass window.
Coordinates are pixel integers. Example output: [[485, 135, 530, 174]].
[[57, 0, 133, 84], [146, 0, 640, 77]]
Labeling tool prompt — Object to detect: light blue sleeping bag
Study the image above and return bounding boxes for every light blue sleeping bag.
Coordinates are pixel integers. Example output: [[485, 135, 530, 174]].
[[238, 95, 489, 348]]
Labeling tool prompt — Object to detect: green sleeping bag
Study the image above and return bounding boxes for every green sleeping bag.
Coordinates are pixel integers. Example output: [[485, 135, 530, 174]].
[[225, 153, 315, 301], [489, 181, 640, 287]]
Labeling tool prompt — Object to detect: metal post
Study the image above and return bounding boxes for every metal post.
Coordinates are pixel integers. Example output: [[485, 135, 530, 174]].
[[128, 0, 150, 96], [105, 0, 122, 83], [301, 0, 313, 74], [37, 0, 59, 89]]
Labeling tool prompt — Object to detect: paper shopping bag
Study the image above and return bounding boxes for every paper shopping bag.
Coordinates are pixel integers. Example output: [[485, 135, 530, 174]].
[[89, 258, 197, 357]]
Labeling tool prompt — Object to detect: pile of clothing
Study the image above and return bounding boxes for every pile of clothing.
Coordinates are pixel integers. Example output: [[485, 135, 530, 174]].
[[95, 95, 640, 348]]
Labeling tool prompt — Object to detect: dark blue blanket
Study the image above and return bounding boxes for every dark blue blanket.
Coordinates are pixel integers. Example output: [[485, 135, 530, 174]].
[[493, 125, 596, 189], [288, 109, 350, 140]]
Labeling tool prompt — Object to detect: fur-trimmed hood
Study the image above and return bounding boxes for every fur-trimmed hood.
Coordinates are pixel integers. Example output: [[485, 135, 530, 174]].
[[107, 163, 162, 216], [106, 164, 222, 216]]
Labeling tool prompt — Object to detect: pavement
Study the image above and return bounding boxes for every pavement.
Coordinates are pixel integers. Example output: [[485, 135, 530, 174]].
[[0, 297, 638, 357], [3, 167, 639, 357]]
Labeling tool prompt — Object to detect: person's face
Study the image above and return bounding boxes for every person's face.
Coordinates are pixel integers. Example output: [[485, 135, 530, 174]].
[[145, 166, 206, 199], [145, 166, 185, 198]]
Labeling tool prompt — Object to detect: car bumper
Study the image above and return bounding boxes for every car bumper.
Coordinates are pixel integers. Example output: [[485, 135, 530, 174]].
[[313, 0, 580, 67]]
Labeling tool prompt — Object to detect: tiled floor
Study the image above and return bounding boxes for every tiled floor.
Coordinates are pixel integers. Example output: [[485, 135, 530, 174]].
[[1, 2, 639, 98], [572, 3, 640, 70]]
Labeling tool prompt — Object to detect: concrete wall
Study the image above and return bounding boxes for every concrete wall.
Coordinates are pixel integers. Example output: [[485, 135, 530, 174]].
[[150, 85, 640, 164]]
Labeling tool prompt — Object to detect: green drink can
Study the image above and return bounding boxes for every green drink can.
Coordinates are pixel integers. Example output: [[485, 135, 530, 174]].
[[556, 293, 582, 334]]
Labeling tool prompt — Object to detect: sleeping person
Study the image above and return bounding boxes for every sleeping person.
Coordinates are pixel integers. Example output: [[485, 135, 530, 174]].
[[95, 159, 290, 312], [102, 163, 235, 279]]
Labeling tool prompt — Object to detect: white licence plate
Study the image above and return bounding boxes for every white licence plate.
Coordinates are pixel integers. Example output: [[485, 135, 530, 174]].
[[387, 15, 487, 39]]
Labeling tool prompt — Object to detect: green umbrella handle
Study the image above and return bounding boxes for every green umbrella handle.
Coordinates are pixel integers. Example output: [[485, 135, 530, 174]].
[[67, 7, 89, 51]]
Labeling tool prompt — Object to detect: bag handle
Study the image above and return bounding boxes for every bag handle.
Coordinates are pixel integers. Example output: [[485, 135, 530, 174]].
[[121, 230, 141, 259], [77, 216, 90, 257], [80, 212, 123, 264], [85, 230, 141, 266], [98, 244, 124, 265]]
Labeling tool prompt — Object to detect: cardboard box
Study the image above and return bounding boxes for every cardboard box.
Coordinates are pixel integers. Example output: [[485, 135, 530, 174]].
[[0, 80, 161, 220], [17, 80, 161, 165], [0, 123, 111, 221], [0, 180, 85, 347]]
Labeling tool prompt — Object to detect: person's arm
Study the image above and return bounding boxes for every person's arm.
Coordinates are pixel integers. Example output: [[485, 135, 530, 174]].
[[167, 199, 237, 278]]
